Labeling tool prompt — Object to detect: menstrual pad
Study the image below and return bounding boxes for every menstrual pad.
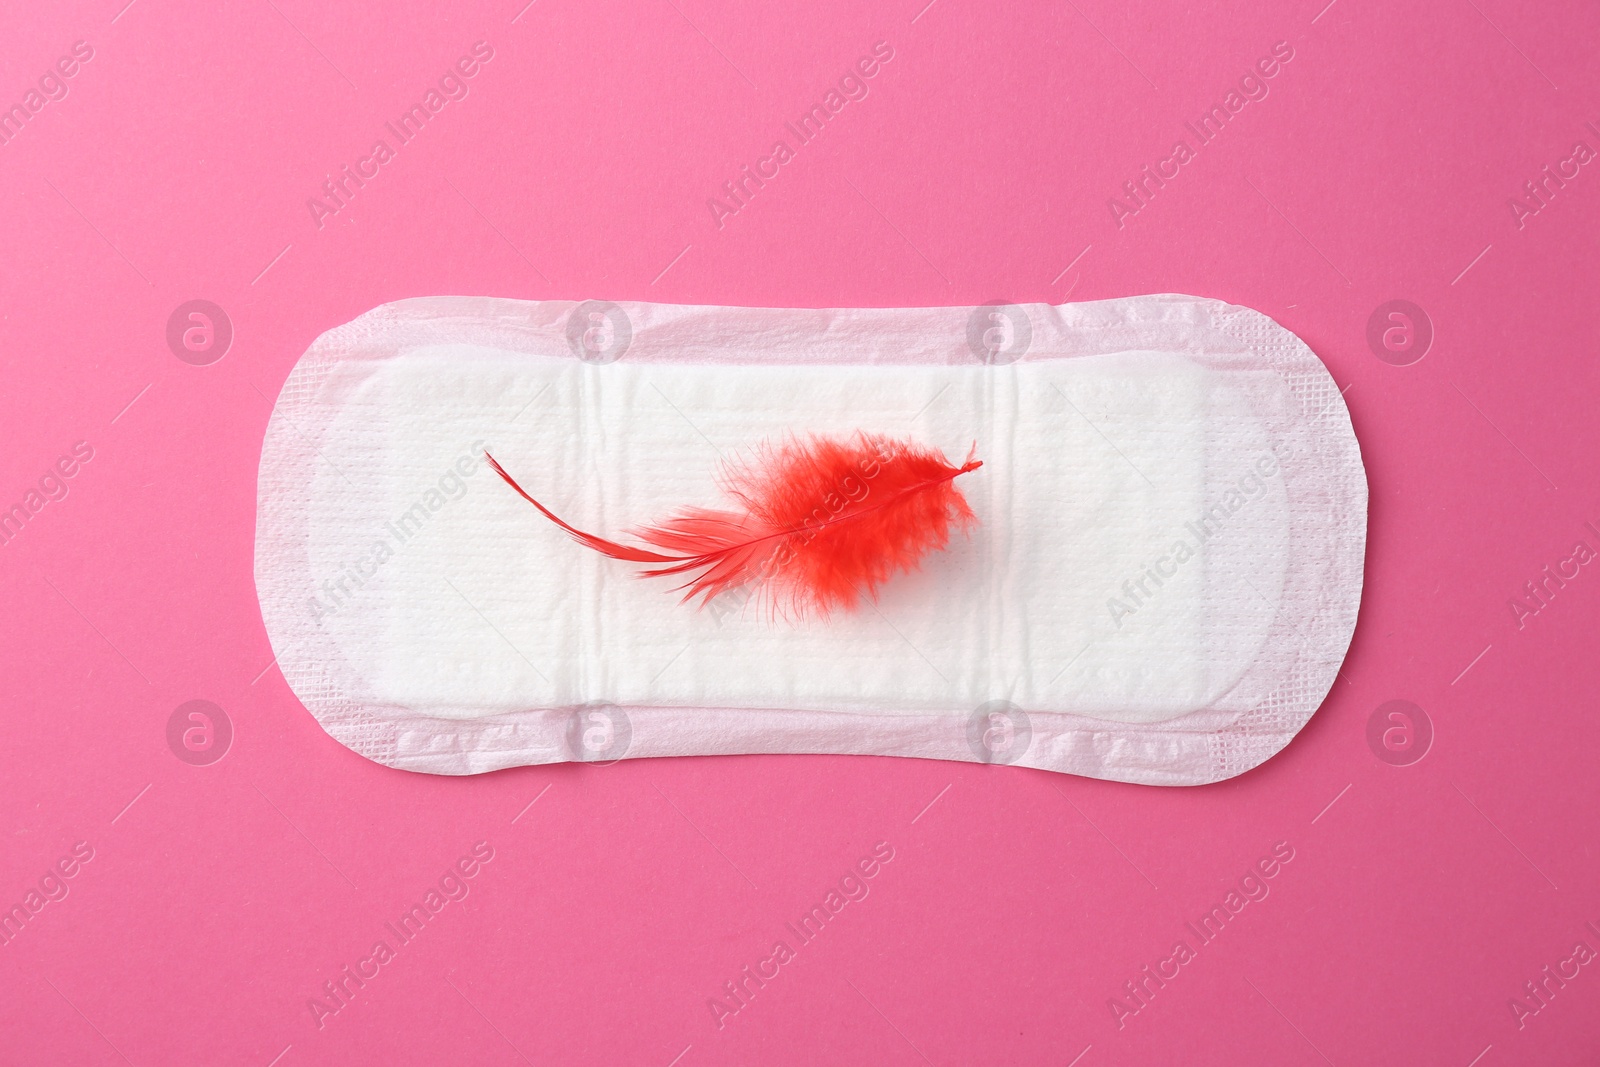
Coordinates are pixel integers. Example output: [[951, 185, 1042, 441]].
[[254, 294, 1366, 785]]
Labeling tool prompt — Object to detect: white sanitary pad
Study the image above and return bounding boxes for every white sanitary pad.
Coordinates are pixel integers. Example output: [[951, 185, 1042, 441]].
[[255, 295, 1365, 785]]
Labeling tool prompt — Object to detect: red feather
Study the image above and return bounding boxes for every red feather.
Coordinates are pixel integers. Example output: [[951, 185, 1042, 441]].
[[486, 432, 982, 617]]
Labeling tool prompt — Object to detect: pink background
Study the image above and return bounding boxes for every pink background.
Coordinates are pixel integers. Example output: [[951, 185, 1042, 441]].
[[2, 0, 1597, 1063]]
